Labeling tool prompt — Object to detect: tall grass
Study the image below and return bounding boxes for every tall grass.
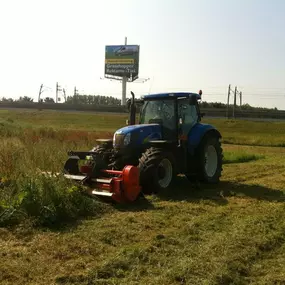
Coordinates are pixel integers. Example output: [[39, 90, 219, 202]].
[[0, 121, 110, 227]]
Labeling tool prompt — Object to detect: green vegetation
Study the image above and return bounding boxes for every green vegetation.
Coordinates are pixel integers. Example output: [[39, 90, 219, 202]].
[[205, 119, 285, 147], [1, 109, 285, 284], [0, 119, 110, 227], [223, 151, 265, 164], [1, 94, 122, 105]]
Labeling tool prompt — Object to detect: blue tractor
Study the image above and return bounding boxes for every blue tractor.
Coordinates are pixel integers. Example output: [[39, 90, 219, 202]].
[[63, 91, 223, 203]]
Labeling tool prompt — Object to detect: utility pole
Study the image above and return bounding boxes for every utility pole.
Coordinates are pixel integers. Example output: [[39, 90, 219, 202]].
[[226, 84, 242, 118], [74, 86, 78, 96], [226, 84, 231, 119], [55, 82, 65, 103], [55, 82, 62, 103], [63, 88, 66, 102], [233, 86, 237, 118], [38, 84, 43, 103], [121, 36, 127, 106], [56, 82, 58, 103]]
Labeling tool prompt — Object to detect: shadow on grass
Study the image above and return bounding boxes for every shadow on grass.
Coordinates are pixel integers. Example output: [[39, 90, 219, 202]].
[[155, 176, 285, 205], [114, 176, 285, 213]]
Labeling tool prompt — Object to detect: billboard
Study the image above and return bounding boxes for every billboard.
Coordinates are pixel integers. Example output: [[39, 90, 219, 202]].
[[104, 45, 140, 80]]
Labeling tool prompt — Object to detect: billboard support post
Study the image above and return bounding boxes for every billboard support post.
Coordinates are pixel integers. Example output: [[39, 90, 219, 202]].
[[122, 37, 127, 106]]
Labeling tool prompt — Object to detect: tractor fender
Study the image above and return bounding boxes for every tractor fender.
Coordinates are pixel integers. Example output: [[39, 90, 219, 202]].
[[187, 123, 222, 155]]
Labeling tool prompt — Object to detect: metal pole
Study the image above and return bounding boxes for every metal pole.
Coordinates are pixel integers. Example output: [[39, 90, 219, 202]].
[[63, 88, 66, 102], [56, 82, 58, 103], [38, 84, 43, 103], [233, 86, 237, 118], [227, 84, 231, 119], [121, 36, 127, 106]]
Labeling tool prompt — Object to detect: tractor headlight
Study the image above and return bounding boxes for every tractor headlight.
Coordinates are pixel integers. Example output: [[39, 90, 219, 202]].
[[123, 133, 131, 145]]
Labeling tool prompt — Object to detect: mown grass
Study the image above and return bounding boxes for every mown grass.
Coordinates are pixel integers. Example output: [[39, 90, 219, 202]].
[[1, 109, 285, 284]]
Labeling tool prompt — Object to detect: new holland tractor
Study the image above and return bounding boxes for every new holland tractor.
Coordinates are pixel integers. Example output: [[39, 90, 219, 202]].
[[62, 91, 223, 203]]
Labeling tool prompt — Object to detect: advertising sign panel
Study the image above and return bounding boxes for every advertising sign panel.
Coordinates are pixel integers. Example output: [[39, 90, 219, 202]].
[[104, 45, 140, 80]]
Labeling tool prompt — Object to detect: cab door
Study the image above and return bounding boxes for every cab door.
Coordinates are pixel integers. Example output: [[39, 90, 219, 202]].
[[177, 98, 198, 140]]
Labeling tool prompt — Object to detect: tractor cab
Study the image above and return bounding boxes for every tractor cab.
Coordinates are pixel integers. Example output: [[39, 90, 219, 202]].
[[127, 91, 203, 143]]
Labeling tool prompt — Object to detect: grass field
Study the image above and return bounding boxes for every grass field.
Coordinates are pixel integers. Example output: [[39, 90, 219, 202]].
[[1, 109, 285, 284]]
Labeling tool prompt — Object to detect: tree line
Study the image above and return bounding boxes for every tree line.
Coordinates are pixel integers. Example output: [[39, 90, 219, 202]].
[[0, 94, 279, 111], [199, 101, 278, 111], [0, 95, 121, 106]]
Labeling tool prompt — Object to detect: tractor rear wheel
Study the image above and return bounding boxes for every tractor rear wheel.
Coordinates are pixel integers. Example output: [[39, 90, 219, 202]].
[[186, 134, 223, 184], [138, 147, 175, 194]]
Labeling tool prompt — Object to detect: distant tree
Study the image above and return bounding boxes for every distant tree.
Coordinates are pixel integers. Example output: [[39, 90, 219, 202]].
[[65, 94, 121, 106], [1, 97, 14, 102], [199, 101, 227, 109], [44, 97, 55, 103], [17, 96, 34, 103]]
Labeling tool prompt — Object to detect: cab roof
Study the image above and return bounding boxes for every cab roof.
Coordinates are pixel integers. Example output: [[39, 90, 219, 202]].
[[142, 92, 201, 100]]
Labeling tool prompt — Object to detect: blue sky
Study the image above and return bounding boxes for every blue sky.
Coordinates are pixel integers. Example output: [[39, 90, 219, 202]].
[[0, 0, 285, 109]]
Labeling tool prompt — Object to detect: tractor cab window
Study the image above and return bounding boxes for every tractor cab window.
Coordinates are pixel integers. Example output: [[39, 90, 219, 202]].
[[178, 98, 198, 135], [140, 99, 176, 140]]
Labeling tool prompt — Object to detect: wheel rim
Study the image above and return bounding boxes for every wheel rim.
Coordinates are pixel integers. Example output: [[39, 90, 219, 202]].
[[204, 145, 218, 177], [157, 158, 173, 188]]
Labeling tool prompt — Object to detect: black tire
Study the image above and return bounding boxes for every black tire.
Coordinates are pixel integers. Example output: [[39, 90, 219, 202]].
[[186, 134, 223, 184], [63, 157, 80, 175], [138, 147, 176, 194]]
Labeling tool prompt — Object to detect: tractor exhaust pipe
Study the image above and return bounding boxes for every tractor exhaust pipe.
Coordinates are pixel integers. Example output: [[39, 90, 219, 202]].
[[129, 91, 136, 125]]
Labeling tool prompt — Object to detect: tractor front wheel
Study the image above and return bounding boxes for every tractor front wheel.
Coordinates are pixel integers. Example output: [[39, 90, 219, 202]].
[[138, 147, 175, 194]]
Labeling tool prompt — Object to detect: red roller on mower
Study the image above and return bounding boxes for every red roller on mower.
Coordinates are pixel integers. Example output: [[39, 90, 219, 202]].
[[43, 156, 141, 204], [76, 165, 141, 203], [55, 151, 142, 203]]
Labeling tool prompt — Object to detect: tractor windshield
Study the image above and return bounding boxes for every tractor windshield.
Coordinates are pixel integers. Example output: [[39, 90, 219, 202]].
[[140, 99, 176, 139]]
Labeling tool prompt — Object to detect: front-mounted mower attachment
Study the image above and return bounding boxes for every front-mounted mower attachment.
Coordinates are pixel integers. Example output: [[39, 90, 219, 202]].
[[62, 151, 141, 203]]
